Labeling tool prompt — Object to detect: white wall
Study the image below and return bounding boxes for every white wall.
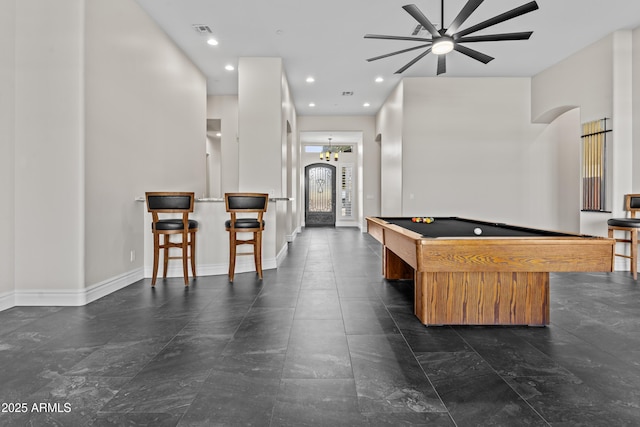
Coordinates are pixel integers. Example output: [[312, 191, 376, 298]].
[[3, 0, 207, 309], [634, 28, 640, 191], [612, 30, 634, 218], [14, 0, 85, 295], [0, 0, 16, 308], [237, 57, 296, 254], [400, 78, 547, 225], [532, 31, 634, 236], [238, 58, 283, 195], [281, 72, 299, 240], [524, 108, 581, 232], [532, 35, 614, 124], [207, 95, 239, 193], [279, 71, 297, 247], [297, 116, 378, 229], [84, 0, 206, 287], [376, 82, 403, 217], [206, 136, 222, 198]]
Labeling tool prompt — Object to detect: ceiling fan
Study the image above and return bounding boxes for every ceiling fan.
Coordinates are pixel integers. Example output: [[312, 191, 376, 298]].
[[365, 0, 539, 75]]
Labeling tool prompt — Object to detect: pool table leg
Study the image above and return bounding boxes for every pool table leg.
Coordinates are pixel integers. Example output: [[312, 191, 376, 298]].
[[383, 247, 414, 280], [414, 271, 428, 325]]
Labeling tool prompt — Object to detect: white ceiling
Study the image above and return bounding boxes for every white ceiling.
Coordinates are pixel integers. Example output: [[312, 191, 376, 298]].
[[134, 0, 640, 117]]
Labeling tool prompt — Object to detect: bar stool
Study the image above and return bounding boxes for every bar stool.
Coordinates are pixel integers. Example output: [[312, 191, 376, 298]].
[[224, 193, 269, 282], [607, 193, 640, 280], [145, 192, 198, 286]]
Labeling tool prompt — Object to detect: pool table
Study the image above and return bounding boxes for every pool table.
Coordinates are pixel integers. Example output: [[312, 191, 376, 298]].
[[366, 217, 614, 326]]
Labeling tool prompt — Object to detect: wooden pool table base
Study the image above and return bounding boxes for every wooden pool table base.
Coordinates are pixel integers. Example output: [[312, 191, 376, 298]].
[[385, 248, 548, 325], [371, 217, 614, 326]]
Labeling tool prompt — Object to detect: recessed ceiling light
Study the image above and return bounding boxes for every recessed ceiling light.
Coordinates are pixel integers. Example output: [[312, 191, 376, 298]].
[[216, 132, 221, 137], [207, 38, 219, 46], [309, 102, 316, 107], [306, 76, 315, 83], [363, 103, 370, 107], [225, 64, 235, 71], [375, 77, 384, 83]]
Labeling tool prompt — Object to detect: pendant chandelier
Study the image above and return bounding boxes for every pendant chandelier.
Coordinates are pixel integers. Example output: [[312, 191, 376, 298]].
[[319, 137, 339, 161]]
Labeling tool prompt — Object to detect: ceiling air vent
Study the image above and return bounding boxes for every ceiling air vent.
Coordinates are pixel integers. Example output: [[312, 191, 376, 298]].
[[342, 91, 354, 96], [192, 24, 212, 34]]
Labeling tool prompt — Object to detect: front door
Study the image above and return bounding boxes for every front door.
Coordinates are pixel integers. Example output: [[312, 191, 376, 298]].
[[305, 163, 336, 226]]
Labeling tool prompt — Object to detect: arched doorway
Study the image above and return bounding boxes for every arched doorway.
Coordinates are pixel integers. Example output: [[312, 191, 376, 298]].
[[305, 163, 336, 226]]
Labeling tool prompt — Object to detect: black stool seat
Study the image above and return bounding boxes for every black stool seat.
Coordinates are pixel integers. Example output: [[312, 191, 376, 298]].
[[154, 219, 199, 231], [225, 218, 265, 229], [607, 218, 640, 228]]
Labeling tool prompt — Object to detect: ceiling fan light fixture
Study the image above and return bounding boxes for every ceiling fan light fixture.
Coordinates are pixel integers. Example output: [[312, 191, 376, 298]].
[[365, 1, 538, 74], [432, 37, 454, 55]]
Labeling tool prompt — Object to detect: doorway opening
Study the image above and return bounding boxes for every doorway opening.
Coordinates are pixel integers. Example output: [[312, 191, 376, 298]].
[[305, 163, 336, 226]]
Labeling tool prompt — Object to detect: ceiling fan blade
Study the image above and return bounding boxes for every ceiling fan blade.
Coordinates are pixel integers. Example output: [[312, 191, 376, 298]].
[[402, 4, 440, 38], [395, 47, 432, 73], [445, 0, 484, 36], [455, 1, 539, 38], [453, 44, 494, 64], [366, 44, 431, 62], [457, 31, 533, 43], [364, 34, 432, 43], [437, 55, 446, 75]]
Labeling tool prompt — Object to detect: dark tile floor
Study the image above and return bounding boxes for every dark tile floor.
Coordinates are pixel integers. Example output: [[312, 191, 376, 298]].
[[1, 227, 640, 426]]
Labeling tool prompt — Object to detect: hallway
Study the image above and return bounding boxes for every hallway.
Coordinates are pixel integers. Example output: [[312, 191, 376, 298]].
[[1, 227, 639, 426]]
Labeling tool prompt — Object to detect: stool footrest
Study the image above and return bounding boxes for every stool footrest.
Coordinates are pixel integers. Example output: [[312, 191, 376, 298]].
[[235, 240, 257, 245], [614, 239, 632, 244]]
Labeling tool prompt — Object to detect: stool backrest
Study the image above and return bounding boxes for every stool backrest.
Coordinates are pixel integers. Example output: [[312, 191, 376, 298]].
[[225, 193, 269, 213], [145, 192, 195, 230], [625, 194, 640, 218], [146, 192, 195, 213]]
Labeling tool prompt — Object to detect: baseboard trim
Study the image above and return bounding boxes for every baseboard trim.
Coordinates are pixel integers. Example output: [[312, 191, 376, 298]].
[[276, 243, 288, 266], [286, 227, 301, 243], [0, 291, 14, 312], [3, 246, 288, 312], [13, 268, 144, 307], [85, 268, 145, 304]]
